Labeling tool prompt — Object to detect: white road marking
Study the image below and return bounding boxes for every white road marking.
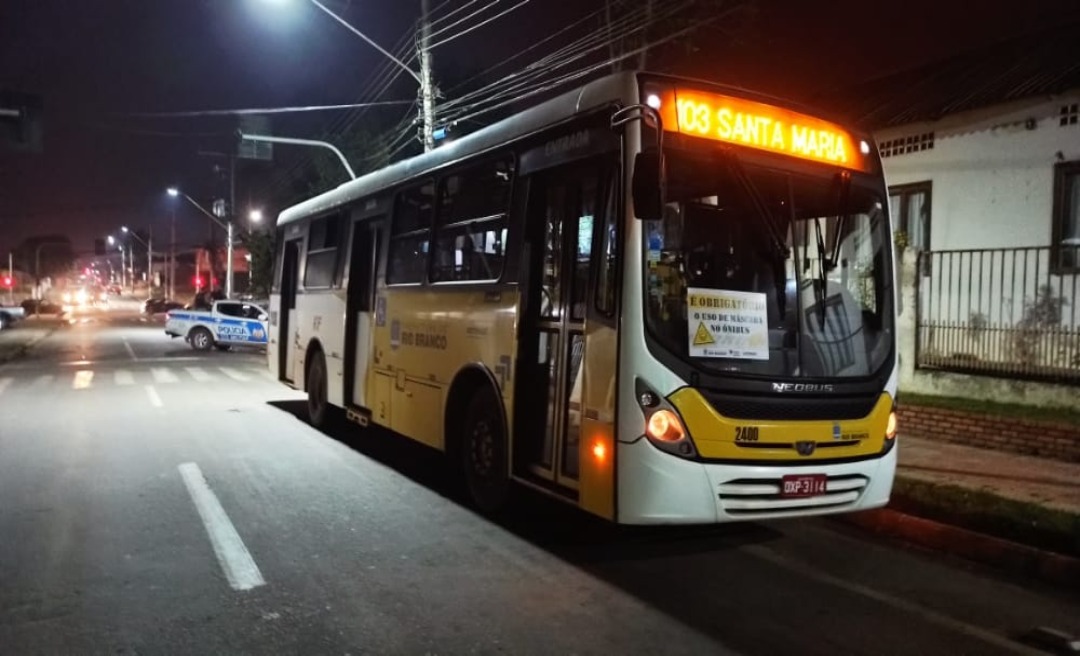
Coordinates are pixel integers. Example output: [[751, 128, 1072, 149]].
[[115, 370, 135, 386], [73, 370, 94, 390], [742, 545, 1043, 655], [186, 366, 213, 383], [151, 368, 180, 384], [145, 385, 163, 408], [31, 374, 53, 387], [123, 339, 139, 361], [219, 367, 250, 382], [177, 462, 266, 592], [0, 377, 12, 396]]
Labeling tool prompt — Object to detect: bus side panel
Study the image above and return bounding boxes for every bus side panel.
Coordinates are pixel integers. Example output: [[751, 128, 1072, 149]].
[[578, 323, 618, 520], [372, 287, 519, 451], [267, 293, 282, 378], [292, 290, 346, 401]]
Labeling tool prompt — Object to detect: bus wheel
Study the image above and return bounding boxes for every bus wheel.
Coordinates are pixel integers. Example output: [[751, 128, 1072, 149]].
[[190, 327, 213, 351], [461, 387, 510, 514], [307, 349, 329, 429]]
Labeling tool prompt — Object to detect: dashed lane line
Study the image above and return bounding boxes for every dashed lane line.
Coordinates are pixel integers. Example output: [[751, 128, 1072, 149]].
[[178, 462, 266, 592], [145, 385, 163, 408]]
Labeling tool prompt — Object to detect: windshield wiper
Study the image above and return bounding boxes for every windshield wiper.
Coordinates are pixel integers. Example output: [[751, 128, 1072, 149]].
[[723, 151, 789, 263], [811, 171, 853, 329], [722, 151, 791, 326]]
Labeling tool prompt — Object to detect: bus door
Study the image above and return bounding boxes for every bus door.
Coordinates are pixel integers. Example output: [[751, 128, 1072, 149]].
[[344, 218, 384, 411], [279, 238, 301, 382], [515, 165, 604, 489]]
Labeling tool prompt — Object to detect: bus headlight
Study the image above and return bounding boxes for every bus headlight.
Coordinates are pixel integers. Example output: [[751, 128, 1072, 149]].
[[881, 401, 898, 455], [647, 410, 685, 442], [636, 378, 697, 458]]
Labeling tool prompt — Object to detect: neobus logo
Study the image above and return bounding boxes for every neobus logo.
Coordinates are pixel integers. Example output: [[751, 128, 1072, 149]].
[[772, 383, 835, 393]]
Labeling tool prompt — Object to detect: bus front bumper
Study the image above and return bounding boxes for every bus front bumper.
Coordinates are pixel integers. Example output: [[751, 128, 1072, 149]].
[[616, 438, 897, 525]]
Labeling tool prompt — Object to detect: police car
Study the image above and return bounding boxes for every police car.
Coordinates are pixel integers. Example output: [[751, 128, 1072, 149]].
[[164, 300, 269, 351]]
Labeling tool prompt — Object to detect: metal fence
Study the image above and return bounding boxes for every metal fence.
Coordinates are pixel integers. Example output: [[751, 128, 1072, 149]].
[[915, 246, 1080, 384]]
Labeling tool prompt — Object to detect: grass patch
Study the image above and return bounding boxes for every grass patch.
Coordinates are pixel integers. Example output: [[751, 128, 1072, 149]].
[[900, 392, 1080, 426], [890, 477, 1080, 558]]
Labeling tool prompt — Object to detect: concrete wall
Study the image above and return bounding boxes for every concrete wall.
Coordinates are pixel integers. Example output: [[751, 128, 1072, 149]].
[[897, 251, 1080, 411]]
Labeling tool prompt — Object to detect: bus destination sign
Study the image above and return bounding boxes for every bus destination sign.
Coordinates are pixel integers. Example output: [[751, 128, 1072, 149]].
[[657, 88, 871, 172]]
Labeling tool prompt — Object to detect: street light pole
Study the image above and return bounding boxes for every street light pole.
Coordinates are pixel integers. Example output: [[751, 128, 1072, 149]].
[[168, 188, 236, 298], [300, 0, 435, 151]]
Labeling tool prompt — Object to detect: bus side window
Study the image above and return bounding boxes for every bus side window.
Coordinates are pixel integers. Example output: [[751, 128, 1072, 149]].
[[432, 157, 514, 282], [388, 181, 434, 284]]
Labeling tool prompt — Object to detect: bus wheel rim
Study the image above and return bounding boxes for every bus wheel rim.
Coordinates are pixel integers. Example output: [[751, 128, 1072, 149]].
[[470, 419, 493, 477]]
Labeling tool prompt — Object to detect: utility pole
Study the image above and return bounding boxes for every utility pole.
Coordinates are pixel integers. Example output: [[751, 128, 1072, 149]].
[[227, 154, 236, 298], [147, 226, 154, 297], [419, 0, 435, 152], [169, 205, 176, 300], [7, 252, 13, 305]]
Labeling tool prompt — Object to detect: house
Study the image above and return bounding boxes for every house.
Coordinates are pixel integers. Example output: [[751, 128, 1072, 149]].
[[828, 22, 1080, 409]]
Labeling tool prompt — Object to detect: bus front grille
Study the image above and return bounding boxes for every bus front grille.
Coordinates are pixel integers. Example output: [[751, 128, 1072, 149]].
[[716, 474, 869, 516]]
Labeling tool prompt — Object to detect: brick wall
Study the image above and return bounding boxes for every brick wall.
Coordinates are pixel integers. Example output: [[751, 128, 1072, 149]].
[[898, 405, 1080, 462]]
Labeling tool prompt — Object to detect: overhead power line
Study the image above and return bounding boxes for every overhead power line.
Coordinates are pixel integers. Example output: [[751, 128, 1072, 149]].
[[428, 0, 532, 50], [121, 100, 415, 119]]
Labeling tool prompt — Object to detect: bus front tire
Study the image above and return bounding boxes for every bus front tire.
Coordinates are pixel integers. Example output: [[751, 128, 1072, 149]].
[[461, 387, 510, 515], [307, 349, 329, 430], [190, 327, 213, 351]]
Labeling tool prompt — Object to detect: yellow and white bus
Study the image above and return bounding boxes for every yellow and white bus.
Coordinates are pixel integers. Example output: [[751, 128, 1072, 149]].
[[268, 71, 899, 524]]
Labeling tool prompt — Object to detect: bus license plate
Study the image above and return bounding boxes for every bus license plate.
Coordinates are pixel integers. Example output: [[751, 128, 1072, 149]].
[[781, 474, 828, 498]]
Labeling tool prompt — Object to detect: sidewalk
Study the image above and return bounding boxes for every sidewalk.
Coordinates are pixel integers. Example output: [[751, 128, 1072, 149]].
[[899, 434, 1080, 514], [842, 433, 1080, 587]]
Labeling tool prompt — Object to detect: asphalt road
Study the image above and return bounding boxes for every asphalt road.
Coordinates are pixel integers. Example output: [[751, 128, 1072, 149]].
[[1, 301, 1078, 655]]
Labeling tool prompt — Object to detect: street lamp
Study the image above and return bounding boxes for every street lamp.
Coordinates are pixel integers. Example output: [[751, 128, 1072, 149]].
[[122, 226, 154, 298], [168, 187, 236, 298], [266, 0, 437, 151], [249, 209, 263, 223]]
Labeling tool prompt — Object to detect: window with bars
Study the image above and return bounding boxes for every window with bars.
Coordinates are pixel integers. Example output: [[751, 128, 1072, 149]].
[[879, 132, 935, 158], [1060, 103, 1079, 127]]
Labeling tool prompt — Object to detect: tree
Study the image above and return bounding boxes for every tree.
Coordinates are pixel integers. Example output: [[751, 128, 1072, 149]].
[[243, 228, 275, 299]]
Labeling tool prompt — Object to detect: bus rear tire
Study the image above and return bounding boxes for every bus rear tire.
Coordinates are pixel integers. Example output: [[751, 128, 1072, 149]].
[[461, 387, 510, 515], [307, 349, 330, 430]]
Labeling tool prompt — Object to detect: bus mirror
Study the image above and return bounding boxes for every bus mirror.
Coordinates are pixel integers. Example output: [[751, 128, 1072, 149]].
[[632, 152, 666, 221]]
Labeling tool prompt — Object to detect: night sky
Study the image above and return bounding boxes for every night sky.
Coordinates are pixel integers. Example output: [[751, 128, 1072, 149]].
[[2, 0, 1078, 259]]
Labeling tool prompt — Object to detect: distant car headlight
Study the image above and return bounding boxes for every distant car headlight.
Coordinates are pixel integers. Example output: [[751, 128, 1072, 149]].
[[62, 292, 72, 303], [75, 290, 88, 304]]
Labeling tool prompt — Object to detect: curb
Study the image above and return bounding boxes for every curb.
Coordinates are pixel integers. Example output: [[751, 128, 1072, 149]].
[[838, 508, 1080, 588]]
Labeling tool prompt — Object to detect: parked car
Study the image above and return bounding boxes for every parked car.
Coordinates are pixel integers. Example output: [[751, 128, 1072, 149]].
[[143, 298, 184, 315], [19, 299, 64, 315], [0, 304, 26, 330]]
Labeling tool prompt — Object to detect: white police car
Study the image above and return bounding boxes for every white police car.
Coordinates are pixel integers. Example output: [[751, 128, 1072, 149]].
[[165, 300, 269, 351]]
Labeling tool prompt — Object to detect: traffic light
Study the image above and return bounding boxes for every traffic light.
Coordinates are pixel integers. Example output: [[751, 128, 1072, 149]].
[[2, 275, 13, 288], [193, 275, 204, 289]]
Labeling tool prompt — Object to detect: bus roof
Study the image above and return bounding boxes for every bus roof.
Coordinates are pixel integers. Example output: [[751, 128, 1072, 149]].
[[274, 70, 871, 228], [276, 71, 641, 228]]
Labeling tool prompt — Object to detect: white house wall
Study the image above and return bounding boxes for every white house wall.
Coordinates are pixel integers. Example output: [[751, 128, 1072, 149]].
[[876, 92, 1080, 251]]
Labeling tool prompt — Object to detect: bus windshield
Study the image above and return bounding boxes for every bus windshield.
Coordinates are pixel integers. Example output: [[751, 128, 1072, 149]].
[[643, 151, 894, 379]]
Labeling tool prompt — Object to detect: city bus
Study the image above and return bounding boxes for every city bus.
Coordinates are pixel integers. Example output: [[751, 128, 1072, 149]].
[[268, 70, 898, 524]]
